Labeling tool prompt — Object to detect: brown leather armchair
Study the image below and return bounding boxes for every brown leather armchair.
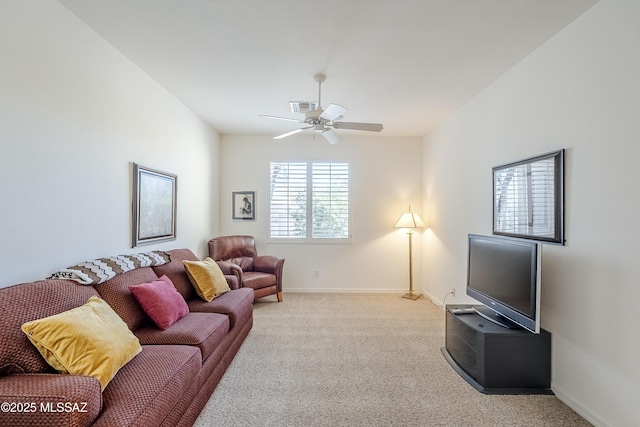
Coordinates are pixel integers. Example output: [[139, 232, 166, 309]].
[[208, 235, 284, 302]]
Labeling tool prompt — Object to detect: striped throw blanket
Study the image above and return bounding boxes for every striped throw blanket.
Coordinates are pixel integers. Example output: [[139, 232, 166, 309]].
[[47, 251, 171, 285]]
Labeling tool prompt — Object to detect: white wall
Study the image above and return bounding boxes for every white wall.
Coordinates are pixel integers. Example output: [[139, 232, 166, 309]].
[[219, 134, 423, 293], [0, 1, 220, 288], [423, 1, 640, 426]]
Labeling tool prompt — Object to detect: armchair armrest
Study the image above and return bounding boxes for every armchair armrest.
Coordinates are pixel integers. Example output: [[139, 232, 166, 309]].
[[224, 274, 239, 290], [215, 260, 243, 290], [254, 255, 285, 275], [0, 373, 102, 427], [215, 260, 242, 276], [254, 255, 285, 295]]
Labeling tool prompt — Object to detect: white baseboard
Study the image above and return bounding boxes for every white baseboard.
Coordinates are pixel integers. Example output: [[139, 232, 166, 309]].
[[283, 288, 410, 294], [282, 289, 447, 310], [424, 291, 447, 308], [551, 383, 608, 427]]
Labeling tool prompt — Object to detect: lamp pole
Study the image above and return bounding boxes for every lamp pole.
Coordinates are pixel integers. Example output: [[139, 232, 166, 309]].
[[403, 228, 421, 299], [394, 206, 425, 300]]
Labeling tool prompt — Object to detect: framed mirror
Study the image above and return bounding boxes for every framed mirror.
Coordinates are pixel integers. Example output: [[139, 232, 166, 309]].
[[493, 149, 564, 245]]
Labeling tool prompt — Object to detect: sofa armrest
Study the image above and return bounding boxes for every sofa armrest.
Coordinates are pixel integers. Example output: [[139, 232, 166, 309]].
[[0, 373, 102, 427], [254, 255, 284, 275]]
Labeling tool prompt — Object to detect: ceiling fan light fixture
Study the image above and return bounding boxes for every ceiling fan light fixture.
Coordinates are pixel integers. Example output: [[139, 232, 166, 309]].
[[290, 101, 318, 113], [260, 73, 383, 144], [320, 128, 341, 145]]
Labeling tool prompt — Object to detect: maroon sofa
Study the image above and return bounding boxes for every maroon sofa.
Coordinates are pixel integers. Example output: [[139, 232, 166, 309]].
[[0, 248, 253, 427]]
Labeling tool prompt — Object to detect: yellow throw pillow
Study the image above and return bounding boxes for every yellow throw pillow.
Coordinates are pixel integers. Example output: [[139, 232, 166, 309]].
[[183, 257, 231, 302], [21, 296, 142, 391]]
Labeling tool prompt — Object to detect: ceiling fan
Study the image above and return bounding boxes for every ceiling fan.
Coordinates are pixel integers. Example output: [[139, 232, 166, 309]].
[[260, 74, 383, 144]]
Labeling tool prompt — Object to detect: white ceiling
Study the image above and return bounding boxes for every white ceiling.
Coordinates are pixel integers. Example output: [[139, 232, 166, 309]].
[[59, 0, 597, 138]]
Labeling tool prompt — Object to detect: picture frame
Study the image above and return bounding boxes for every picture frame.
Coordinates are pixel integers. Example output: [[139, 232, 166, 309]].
[[493, 149, 564, 245], [232, 191, 255, 220], [132, 163, 177, 247]]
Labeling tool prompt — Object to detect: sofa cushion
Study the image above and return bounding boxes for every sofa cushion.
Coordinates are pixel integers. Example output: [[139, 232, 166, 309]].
[[0, 279, 100, 375], [95, 267, 159, 331], [188, 287, 253, 329], [129, 275, 189, 330], [184, 257, 230, 302], [152, 248, 199, 300], [134, 312, 230, 361], [96, 345, 201, 427], [21, 296, 142, 391]]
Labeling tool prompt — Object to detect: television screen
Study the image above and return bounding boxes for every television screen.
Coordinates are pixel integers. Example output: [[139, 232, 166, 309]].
[[467, 234, 541, 333]]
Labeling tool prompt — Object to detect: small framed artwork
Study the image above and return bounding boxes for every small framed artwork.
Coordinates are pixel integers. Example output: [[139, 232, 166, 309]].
[[232, 191, 255, 220], [132, 163, 177, 247]]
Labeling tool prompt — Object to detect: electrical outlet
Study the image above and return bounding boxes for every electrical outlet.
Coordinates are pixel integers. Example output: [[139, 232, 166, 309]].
[[313, 270, 320, 278]]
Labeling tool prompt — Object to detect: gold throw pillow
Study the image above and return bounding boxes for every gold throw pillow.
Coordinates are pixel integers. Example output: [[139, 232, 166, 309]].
[[22, 296, 142, 391], [183, 257, 231, 302]]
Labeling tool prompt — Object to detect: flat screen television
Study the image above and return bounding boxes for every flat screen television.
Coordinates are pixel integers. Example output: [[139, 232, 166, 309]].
[[466, 234, 542, 333]]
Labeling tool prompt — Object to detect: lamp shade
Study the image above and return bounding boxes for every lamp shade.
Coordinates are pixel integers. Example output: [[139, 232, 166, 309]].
[[394, 210, 426, 229]]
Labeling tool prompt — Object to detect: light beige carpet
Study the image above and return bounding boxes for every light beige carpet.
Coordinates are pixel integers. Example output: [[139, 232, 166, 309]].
[[194, 293, 590, 427]]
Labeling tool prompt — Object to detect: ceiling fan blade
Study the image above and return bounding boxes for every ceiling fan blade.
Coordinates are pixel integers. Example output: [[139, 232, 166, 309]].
[[259, 115, 305, 123], [320, 128, 342, 145], [319, 104, 347, 122], [332, 122, 383, 132], [273, 127, 310, 139]]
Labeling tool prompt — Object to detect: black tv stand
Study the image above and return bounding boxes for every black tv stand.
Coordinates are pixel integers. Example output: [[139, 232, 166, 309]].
[[473, 305, 522, 329], [442, 305, 552, 395]]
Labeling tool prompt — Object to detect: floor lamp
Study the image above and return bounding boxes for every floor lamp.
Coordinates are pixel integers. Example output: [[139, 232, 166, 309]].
[[394, 206, 426, 300]]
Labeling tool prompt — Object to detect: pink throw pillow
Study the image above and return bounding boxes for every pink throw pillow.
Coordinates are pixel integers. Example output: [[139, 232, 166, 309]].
[[129, 275, 189, 330]]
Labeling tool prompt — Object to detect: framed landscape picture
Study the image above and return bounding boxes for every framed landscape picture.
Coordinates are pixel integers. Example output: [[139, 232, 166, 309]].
[[232, 191, 255, 220], [132, 163, 177, 247]]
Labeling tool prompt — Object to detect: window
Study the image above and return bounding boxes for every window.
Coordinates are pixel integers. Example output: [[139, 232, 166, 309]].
[[269, 161, 350, 241]]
